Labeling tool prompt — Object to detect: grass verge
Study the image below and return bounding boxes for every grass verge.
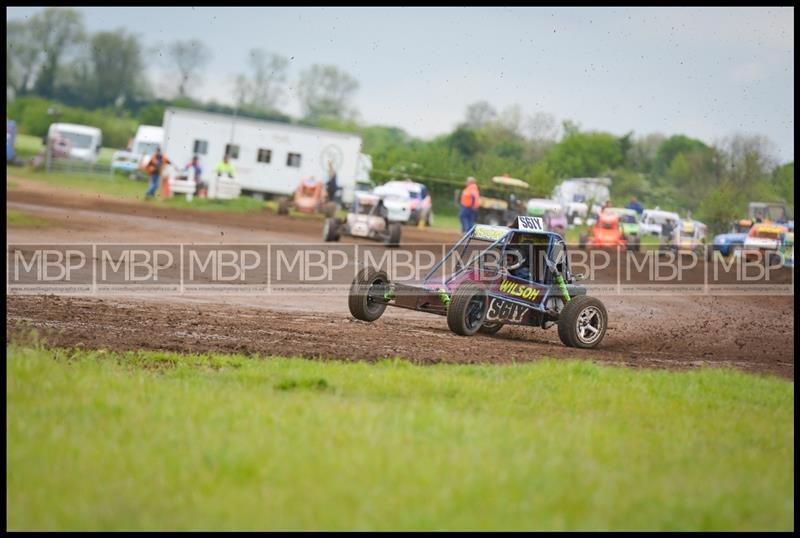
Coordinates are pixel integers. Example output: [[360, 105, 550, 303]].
[[7, 344, 793, 531]]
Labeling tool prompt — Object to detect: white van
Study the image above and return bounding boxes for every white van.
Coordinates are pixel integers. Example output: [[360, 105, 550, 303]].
[[47, 123, 103, 164], [111, 125, 164, 174], [640, 209, 681, 238]]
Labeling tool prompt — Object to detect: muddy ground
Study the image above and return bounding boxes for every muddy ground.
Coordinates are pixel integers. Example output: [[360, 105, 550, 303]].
[[6, 176, 795, 379]]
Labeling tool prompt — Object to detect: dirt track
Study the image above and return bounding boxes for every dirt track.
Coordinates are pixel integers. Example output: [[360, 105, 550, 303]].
[[6, 176, 796, 379]]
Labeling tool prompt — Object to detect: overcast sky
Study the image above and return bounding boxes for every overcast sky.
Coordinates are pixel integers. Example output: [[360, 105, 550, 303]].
[[6, 6, 795, 162]]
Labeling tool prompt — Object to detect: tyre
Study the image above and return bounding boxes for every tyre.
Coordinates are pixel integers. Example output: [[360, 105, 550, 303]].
[[277, 197, 291, 215], [322, 218, 340, 242], [447, 282, 488, 336], [384, 222, 402, 247], [557, 295, 608, 349], [323, 201, 337, 218], [478, 322, 504, 335], [348, 267, 390, 322], [627, 235, 640, 253], [578, 232, 589, 250]]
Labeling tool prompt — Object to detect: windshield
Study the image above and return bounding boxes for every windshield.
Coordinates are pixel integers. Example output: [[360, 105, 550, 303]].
[[136, 141, 159, 155], [56, 131, 93, 149]]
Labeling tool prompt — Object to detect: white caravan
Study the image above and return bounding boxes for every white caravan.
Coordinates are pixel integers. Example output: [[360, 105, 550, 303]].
[[160, 107, 371, 205], [111, 125, 164, 173], [552, 177, 612, 224], [47, 123, 102, 164]]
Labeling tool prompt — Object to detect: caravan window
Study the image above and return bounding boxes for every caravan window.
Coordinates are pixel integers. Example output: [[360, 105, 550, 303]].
[[257, 148, 272, 163], [225, 144, 240, 159], [193, 139, 208, 155], [287, 152, 302, 167], [56, 131, 93, 149]]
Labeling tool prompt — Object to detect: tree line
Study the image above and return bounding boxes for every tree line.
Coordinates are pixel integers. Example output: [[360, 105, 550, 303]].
[[6, 8, 360, 122], [6, 8, 793, 234]]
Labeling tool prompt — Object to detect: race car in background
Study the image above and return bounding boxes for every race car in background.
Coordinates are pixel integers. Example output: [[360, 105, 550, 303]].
[[709, 219, 753, 259], [739, 223, 788, 265], [526, 198, 568, 236], [373, 180, 433, 226], [347, 215, 609, 349], [639, 208, 680, 239], [661, 219, 707, 256], [323, 190, 402, 246], [602, 207, 641, 239], [579, 212, 638, 251]]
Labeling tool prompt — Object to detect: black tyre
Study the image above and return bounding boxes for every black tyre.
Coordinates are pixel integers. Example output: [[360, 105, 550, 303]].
[[322, 218, 340, 242], [627, 235, 640, 253], [478, 322, 504, 335], [277, 197, 291, 215], [557, 295, 608, 349], [384, 222, 402, 247], [447, 282, 488, 336], [578, 232, 589, 250], [348, 267, 390, 322], [323, 201, 337, 218]]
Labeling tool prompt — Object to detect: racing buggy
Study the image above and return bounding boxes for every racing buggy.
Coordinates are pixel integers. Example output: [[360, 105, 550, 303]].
[[348, 216, 608, 349], [579, 212, 636, 251], [323, 191, 403, 247], [277, 177, 338, 218]]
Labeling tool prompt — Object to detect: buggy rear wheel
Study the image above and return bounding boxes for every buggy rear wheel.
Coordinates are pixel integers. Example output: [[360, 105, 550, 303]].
[[478, 322, 503, 335], [383, 222, 402, 247], [348, 267, 390, 322], [557, 296, 608, 349], [277, 197, 291, 215], [322, 218, 340, 242], [323, 201, 337, 218], [447, 282, 488, 336]]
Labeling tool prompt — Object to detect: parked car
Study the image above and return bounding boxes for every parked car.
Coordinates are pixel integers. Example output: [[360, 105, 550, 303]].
[[111, 125, 164, 177], [640, 208, 680, 239]]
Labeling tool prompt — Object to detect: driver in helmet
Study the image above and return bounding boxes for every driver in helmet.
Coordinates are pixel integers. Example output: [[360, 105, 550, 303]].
[[504, 245, 532, 281]]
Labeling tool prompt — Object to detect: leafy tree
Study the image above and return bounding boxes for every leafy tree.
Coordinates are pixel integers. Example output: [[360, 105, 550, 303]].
[[545, 131, 623, 178], [29, 8, 85, 99], [168, 39, 211, 99], [772, 163, 794, 209], [463, 100, 497, 128], [297, 64, 359, 121], [88, 30, 147, 108], [446, 126, 482, 159], [6, 20, 41, 97], [653, 134, 707, 174]]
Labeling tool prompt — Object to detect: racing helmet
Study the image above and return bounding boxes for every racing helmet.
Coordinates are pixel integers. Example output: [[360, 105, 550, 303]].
[[504, 246, 526, 271]]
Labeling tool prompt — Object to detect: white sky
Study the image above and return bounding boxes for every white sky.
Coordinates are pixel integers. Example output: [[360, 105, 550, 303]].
[[6, 6, 795, 162]]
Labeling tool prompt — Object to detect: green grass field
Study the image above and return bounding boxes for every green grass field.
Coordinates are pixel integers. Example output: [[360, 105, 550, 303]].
[[7, 344, 793, 531], [7, 208, 56, 228]]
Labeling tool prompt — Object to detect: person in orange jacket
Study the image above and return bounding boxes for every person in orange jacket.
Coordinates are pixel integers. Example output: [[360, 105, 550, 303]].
[[144, 146, 171, 199], [459, 176, 481, 233]]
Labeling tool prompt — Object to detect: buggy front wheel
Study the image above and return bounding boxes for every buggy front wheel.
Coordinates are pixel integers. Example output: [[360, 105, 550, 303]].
[[348, 267, 390, 322], [557, 296, 608, 349]]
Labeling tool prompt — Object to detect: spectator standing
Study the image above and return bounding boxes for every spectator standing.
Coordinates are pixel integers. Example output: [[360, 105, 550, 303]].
[[626, 196, 644, 215], [325, 160, 338, 203], [459, 176, 481, 233], [144, 146, 170, 199]]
